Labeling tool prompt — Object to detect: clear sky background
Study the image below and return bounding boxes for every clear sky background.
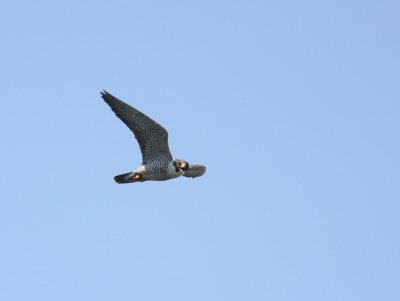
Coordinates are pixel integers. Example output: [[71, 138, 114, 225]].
[[1, 1, 399, 300]]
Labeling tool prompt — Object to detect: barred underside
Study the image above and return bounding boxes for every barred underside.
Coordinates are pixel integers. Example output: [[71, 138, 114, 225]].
[[140, 160, 183, 181]]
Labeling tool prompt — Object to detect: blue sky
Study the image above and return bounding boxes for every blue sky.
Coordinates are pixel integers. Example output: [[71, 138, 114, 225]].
[[1, 0, 399, 300]]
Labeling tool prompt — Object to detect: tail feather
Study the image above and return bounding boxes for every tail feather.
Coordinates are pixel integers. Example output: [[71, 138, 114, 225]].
[[183, 164, 206, 178]]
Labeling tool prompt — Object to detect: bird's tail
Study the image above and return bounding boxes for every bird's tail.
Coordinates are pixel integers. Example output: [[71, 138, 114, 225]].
[[114, 172, 141, 184], [183, 164, 206, 178]]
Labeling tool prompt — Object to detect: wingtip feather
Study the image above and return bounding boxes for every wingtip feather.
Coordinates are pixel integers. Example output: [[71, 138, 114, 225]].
[[100, 90, 109, 97]]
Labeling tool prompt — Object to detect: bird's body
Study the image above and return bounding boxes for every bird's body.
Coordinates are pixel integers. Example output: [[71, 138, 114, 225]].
[[101, 91, 206, 183], [133, 161, 184, 182]]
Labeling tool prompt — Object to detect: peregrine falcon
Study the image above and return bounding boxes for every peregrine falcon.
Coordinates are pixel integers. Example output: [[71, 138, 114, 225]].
[[101, 91, 206, 183]]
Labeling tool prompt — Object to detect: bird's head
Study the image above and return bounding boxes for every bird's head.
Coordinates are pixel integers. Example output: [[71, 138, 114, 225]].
[[173, 159, 189, 172]]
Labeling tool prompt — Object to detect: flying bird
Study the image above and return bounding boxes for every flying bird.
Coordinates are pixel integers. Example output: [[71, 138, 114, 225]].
[[101, 91, 206, 183]]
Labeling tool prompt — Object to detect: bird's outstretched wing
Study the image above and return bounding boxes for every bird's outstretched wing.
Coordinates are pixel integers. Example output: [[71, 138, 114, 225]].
[[101, 91, 172, 164], [183, 164, 206, 178]]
